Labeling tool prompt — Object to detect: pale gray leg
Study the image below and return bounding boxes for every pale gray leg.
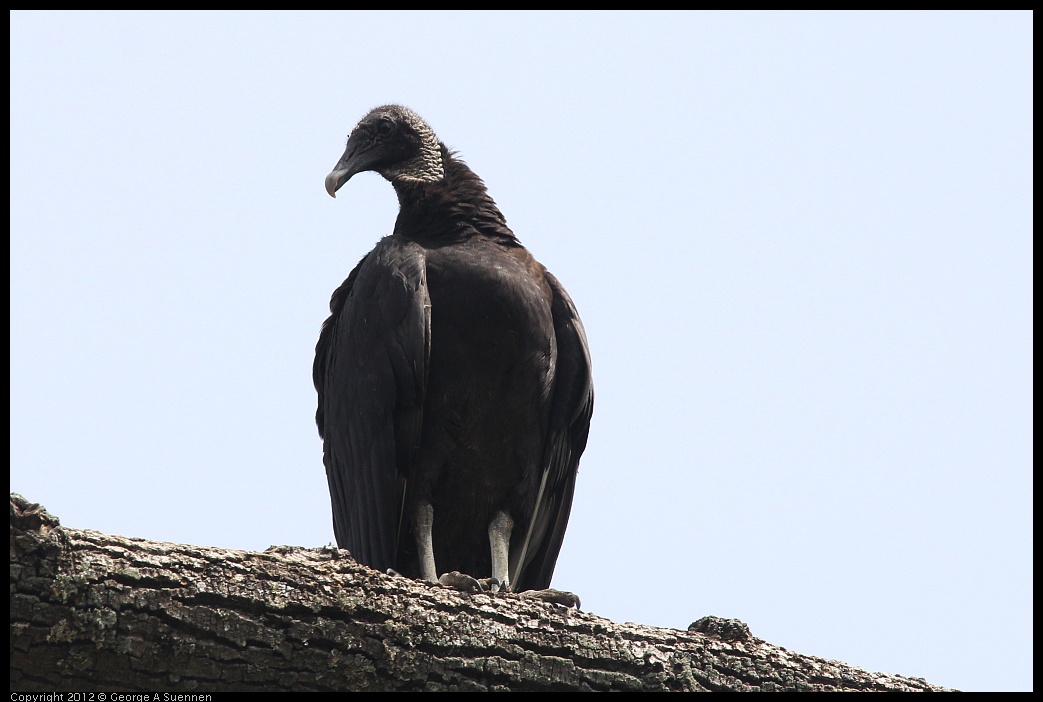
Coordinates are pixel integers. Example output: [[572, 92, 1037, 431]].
[[414, 501, 438, 583], [488, 510, 514, 592]]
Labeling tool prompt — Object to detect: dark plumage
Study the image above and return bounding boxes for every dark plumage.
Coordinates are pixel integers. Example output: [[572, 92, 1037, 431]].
[[314, 105, 593, 593]]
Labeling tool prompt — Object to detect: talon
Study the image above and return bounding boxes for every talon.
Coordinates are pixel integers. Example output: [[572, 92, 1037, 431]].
[[520, 588, 581, 609], [438, 571, 483, 592], [476, 577, 500, 592]]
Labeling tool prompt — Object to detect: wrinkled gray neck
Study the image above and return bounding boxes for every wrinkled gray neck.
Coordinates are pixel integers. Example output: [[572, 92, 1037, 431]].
[[380, 122, 444, 184]]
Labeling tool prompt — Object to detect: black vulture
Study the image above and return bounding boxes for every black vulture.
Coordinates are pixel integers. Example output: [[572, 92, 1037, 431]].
[[315, 105, 593, 595]]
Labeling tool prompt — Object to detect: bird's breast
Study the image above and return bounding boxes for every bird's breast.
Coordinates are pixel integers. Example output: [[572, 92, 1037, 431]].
[[419, 242, 557, 447], [423, 245, 554, 360]]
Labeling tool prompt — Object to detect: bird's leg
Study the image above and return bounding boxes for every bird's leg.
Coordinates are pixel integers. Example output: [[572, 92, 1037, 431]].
[[414, 500, 438, 583], [488, 510, 514, 593], [416, 501, 485, 592]]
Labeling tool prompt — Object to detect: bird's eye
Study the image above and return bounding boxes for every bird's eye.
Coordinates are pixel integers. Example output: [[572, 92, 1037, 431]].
[[376, 118, 395, 136]]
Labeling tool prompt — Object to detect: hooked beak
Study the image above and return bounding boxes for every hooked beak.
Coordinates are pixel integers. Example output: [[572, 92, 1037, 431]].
[[324, 167, 350, 198], [324, 135, 369, 198]]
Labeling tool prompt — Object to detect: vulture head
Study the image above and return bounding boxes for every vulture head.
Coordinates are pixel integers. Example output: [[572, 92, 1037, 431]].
[[325, 104, 445, 197]]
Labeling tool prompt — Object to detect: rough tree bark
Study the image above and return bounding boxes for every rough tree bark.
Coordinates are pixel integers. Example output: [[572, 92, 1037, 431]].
[[10, 494, 954, 692]]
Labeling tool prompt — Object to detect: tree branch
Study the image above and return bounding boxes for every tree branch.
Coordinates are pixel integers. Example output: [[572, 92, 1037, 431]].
[[10, 494, 954, 692]]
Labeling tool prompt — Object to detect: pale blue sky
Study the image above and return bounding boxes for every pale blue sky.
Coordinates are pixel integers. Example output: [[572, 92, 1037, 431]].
[[10, 11, 1032, 692]]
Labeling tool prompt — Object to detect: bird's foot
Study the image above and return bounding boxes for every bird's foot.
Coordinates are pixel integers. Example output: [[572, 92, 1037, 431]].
[[437, 572, 513, 594], [438, 571, 486, 593], [519, 588, 581, 609], [476, 577, 509, 593]]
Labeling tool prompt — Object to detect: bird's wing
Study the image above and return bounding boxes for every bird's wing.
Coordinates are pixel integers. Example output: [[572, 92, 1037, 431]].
[[512, 272, 594, 591], [314, 237, 430, 572]]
